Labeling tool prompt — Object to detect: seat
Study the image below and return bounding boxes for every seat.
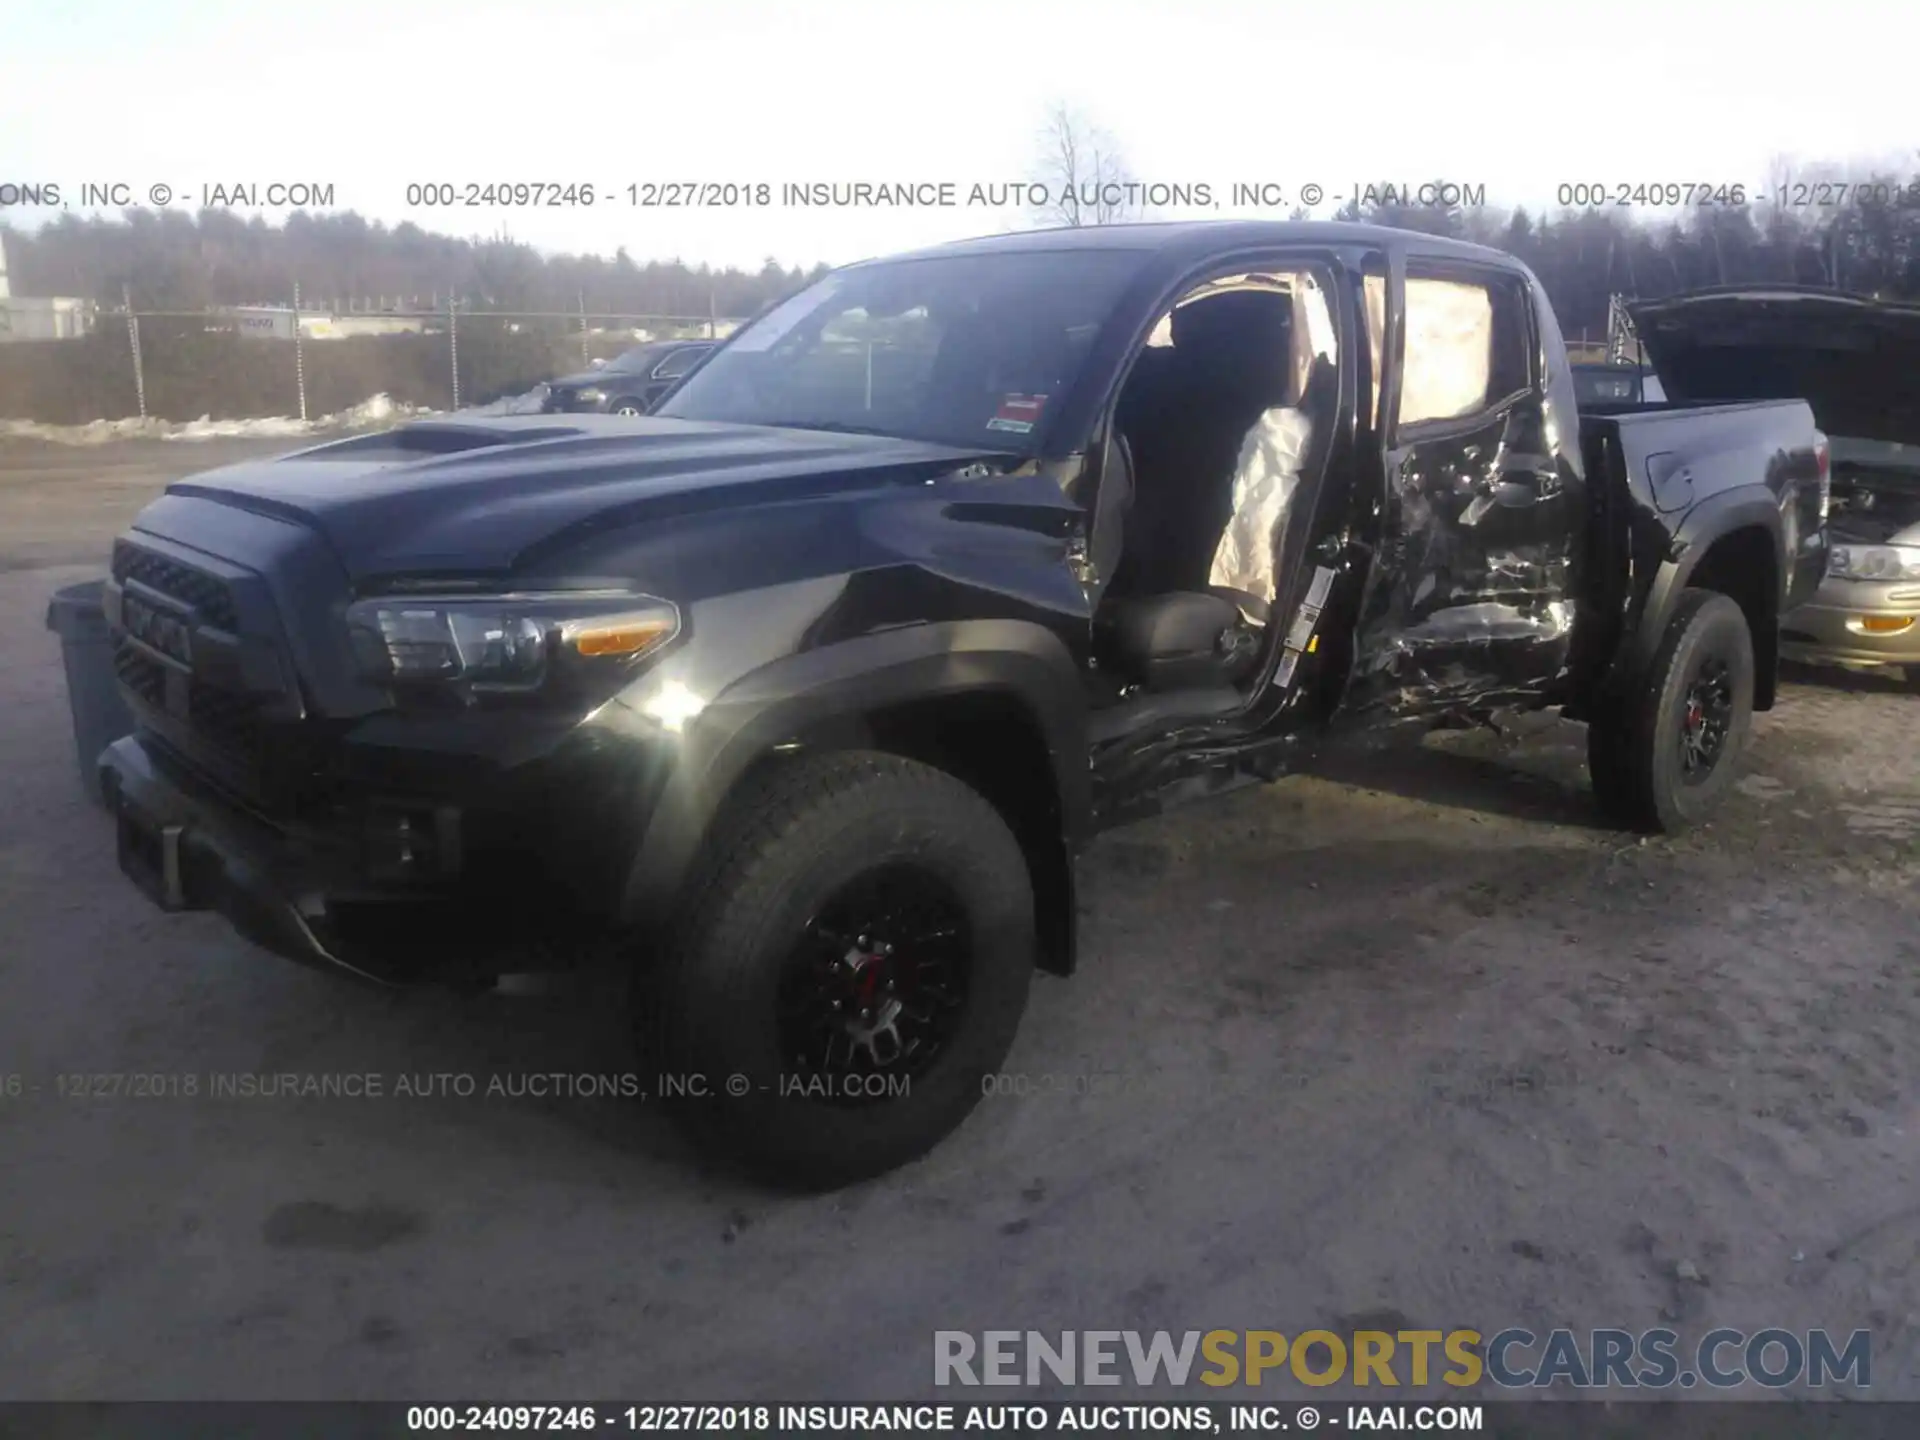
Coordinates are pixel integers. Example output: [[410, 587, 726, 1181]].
[[1091, 291, 1296, 693], [1100, 590, 1254, 691], [1116, 292, 1295, 598], [1093, 436, 1263, 687]]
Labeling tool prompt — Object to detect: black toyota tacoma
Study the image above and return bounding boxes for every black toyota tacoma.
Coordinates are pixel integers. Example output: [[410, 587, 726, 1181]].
[[94, 222, 1829, 1187]]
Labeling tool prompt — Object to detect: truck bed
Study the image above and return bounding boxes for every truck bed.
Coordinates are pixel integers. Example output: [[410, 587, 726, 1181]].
[[1577, 397, 1819, 508], [1572, 397, 1825, 703]]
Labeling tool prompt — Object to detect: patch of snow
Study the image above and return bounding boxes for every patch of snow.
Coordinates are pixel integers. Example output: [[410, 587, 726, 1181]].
[[0, 393, 433, 445], [459, 384, 550, 416]]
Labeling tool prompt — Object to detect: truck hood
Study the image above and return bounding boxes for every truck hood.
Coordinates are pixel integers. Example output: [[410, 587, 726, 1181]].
[[1630, 287, 1920, 448], [162, 415, 1014, 582]]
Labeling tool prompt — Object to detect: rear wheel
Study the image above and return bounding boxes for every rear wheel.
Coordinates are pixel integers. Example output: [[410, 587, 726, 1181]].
[[1587, 588, 1755, 833], [643, 751, 1035, 1189]]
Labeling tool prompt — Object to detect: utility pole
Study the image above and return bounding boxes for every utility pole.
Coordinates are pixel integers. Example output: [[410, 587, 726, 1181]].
[[123, 283, 147, 421], [579, 289, 589, 368], [448, 290, 461, 409], [292, 281, 308, 421]]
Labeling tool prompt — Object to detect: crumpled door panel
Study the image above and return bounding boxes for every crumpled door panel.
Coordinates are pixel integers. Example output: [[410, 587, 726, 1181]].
[[1349, 411, 1578, 719]]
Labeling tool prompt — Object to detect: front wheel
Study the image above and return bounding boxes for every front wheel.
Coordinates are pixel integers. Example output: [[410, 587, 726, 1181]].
[[643, 752, 1035, 1189], [1587, 588, 1755, 833], [608, 398, 646, 416]]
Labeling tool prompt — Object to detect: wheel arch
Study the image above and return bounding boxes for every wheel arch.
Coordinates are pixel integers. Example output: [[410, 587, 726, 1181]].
[[619, 620, 1091, 975], [1623, 490, 1784, 711]]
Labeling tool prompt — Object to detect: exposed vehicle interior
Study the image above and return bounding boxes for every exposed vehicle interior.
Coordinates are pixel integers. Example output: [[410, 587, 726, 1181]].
[[1086, 271, 1340, 735]]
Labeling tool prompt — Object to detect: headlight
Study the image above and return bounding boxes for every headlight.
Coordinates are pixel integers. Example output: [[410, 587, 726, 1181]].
[[1828, 544, 1920, 582], [575, 387, 605, 404], [345, 591, 679, 699]]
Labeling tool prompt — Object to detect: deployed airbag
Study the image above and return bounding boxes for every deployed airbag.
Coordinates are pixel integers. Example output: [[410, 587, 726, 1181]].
[[1207, 274, 1336, 603], [1208, 407, 1313, 604]]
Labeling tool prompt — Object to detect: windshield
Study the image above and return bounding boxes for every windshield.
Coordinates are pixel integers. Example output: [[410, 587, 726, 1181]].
[[654, 249, 1151, 451]]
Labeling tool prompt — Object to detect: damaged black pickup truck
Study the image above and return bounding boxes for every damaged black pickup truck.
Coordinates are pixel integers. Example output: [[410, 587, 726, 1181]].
[[95, 222, 1830, 1186]]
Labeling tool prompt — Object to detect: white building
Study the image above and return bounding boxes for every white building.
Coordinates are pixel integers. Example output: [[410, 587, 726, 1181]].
[[0, 234, 96, 341], [217, 306, 428, 340]]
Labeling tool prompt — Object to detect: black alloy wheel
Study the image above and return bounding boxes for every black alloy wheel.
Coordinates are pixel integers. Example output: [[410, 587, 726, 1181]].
[[776, 864, 971, 1103], [1586, 587, 1755, 833], [1677, 655, 1735, 784], [642, 751, 1035, 1189]]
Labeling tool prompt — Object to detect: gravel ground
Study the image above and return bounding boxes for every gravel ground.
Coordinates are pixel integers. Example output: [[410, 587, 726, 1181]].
[[1, 437, 1915, 1404]]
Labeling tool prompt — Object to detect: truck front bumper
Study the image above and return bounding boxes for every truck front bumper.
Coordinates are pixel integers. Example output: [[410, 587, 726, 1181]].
[[100, 733, 396, 982], [98, 733, 612, 986], [1780, 574, 1920, 671]]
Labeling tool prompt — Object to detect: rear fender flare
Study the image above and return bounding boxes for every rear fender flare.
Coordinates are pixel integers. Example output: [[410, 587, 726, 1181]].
[[1618, 486, 1784, 684]]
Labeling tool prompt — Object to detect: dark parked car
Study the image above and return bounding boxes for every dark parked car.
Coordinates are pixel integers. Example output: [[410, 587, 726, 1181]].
[[92, 222, 1827, 1187], [542, 339, 716, 415], [1631, 286, 1920, 687]]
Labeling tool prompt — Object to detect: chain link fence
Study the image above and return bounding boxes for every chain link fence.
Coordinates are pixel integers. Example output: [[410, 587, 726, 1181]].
[[0, 304, 746, 427]]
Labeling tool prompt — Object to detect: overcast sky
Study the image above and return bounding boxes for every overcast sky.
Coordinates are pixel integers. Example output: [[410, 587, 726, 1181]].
[[6, 0, 1917, 271]]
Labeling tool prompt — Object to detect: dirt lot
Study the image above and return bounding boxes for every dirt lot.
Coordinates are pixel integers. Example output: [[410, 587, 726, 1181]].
[[1, 437, 1916, 1404]]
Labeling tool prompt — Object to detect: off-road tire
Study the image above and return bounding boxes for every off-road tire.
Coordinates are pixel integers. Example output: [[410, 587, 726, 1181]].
[[1587, 588, 1755, 833], [642, 751, 1035, 1190]]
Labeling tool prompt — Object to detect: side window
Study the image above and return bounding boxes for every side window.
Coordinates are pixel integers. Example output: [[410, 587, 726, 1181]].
[[652, 346, 704, 380], [1396, 273, 1534, 428]]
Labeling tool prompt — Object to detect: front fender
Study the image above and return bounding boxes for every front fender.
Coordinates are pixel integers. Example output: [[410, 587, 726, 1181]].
[[615, 618, 1090, 931]]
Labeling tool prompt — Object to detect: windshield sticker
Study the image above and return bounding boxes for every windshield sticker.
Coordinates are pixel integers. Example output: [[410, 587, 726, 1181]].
[[987, 393, 1048, 434]]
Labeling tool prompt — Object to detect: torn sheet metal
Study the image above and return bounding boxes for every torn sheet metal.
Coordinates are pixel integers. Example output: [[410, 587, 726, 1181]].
[[1349, 408, 1581, 720]]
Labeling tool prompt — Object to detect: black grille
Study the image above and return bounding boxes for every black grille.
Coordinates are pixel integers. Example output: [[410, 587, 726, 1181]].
[[113, 641, 166, 706], [186, 679, 265, 761], [113, 638, 265, 764], [112, 540, 239, 631]]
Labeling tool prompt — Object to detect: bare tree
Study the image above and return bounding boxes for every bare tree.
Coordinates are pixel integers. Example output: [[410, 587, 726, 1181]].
[[1030, 104, 1134, 228]]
